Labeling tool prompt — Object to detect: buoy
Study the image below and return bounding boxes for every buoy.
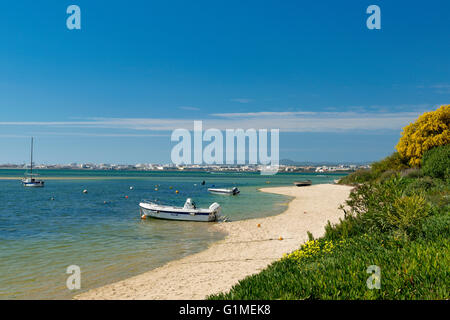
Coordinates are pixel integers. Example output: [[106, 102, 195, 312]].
[[130, 186, 134, 190], [104, 201, 107, 204], [279, 236, 283, 241], [169, 186, 173, 189], [83, 190, 88, 194], [125, 195, 128, 199], [175, 190, 179, 194], [194, 184, 197, 186], [141, 215, 146, 220], [155, 188, 158, 191], [50, 197, 55, 201], [257, 223, 261, 228]]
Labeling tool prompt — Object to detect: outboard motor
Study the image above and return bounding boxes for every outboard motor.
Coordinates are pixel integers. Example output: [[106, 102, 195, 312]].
[[209, 202, 221, 213]]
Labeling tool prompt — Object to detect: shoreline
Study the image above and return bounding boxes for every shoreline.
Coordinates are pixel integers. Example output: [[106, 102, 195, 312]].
[[75, 184, 352, 300], [0, 176, 153, 180]]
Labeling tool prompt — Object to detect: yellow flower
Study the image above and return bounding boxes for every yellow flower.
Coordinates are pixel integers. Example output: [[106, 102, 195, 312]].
[[396, 105, 450, 166]]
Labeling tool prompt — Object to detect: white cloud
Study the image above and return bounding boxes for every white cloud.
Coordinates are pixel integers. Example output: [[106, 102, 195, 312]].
[[0, 109, 429, 133]]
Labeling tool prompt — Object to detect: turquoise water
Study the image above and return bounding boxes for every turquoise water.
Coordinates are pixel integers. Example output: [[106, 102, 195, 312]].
[[0, 170, 345, 299]]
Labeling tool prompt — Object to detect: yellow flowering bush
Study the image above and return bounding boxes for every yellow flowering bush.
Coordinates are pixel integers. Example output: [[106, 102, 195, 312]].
[[284, 239, 346, 265], [396, 105, 450, 166]]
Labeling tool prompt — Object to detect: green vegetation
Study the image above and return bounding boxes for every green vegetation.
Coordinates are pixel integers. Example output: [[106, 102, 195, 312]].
[[210, 234, 449, 300], [421, 144, 450, 180], [209, 107, 450, 300], [338, 152, 410, 185], [371, 152, 409, 176]]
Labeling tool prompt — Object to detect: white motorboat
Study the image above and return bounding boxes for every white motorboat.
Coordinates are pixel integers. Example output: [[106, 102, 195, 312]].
[[22, 138, 44, 188], [208, 187, 240, 195], [139, 198, 221, 222]]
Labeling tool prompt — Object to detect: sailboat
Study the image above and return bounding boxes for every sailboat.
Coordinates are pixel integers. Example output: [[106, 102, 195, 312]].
[[21, 137, 45, 187]]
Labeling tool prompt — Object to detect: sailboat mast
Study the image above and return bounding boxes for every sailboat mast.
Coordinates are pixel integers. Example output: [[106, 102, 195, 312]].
[[30, 137, 33, 175]]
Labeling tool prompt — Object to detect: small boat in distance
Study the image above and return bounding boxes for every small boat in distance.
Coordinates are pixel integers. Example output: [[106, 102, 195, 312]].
[[293, 180, 312, 187], [22, 137, 44, 187], [208, 187, 240, 195], [139, 198, 221, 222]]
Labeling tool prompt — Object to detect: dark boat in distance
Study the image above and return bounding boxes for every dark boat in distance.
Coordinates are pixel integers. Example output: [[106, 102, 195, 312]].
[[293, 180, 312, 187]]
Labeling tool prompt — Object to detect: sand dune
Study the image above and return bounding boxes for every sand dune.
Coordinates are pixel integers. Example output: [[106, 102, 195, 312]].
[[75, 184, 352, 300]]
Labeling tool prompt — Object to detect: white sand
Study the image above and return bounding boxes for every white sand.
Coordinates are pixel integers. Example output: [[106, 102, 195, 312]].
[[75, 184, 352, 300]]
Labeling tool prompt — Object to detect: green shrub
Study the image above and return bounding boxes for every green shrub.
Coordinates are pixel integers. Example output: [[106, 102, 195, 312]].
[[324, 212, 365, 240], [344, 178, 403, 232], [387, 195, 431, 236], [371, 152, 410, 177], [338, 169, 375, 185], [401, 168, 424, 179], [378, 170, 399, 182], [339, 153, 410, 185], [421, 144, 450, 179], [404, 177, 437, 196], [420, 213, 450, 240], [338, 177, 432, 237]]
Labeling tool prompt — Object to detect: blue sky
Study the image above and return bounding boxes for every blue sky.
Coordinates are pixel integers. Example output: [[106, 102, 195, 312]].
[[0, 0, 449, 164]]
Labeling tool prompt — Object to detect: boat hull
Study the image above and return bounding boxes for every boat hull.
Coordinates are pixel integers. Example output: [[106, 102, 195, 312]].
[[139, 206, 217, 222], [22, 181, 45, 187], [208, 188, 240, 195], [293, 180, 312, 187]]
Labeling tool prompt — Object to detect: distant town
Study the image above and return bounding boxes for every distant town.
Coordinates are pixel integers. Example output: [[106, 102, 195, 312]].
[[0, 162, 371, 173]]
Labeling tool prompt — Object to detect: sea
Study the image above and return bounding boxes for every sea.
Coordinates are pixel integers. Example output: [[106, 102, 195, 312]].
[[0, 169, 345, 299]]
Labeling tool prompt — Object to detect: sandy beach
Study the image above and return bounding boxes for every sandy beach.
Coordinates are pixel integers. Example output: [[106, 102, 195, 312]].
[[75, 184, 352, 300]]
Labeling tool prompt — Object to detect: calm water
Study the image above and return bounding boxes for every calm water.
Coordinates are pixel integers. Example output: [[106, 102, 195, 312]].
[[0, 170, 345, 299]]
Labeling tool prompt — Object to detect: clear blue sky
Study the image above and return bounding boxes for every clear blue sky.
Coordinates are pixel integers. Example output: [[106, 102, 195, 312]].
[[0, 0, 448, 164]]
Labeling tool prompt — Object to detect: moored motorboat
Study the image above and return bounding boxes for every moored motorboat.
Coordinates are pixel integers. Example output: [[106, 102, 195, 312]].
[[139, 198, 221, 222], [207, 187, 240, 195], [293, 180, 312, 187]]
